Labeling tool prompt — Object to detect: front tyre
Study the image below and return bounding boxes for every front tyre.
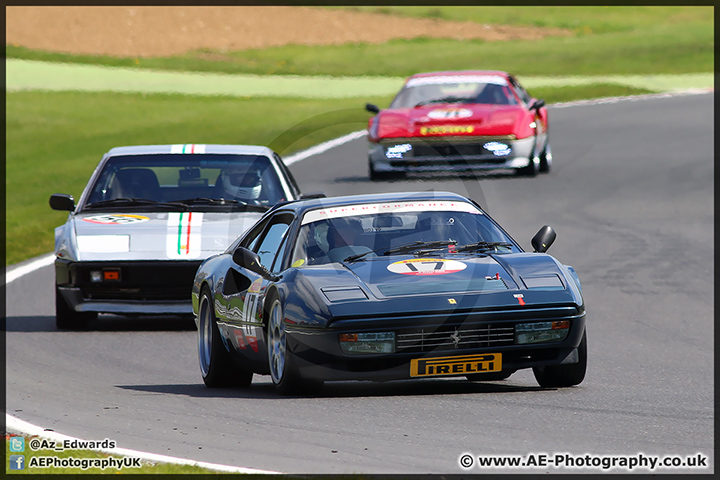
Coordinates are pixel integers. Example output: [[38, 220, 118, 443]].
[[198, 287, 252, 388], [533, 330, 587, 387], [516, 155, 539, 177], [266, 298, 322, 395], [539, 140, 552, 173], [267, 298, 298, 394]]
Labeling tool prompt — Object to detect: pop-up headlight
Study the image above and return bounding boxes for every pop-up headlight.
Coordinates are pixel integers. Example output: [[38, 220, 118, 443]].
[[339, 332, 395, 354]]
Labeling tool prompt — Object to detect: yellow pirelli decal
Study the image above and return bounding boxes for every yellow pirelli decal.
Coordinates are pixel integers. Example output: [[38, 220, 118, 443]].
[[410, 353, 501, 377], [420, 125, 475, 136]]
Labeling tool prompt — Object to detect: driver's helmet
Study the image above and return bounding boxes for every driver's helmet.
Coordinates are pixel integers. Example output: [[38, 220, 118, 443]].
[[220, 165, 262, 200]]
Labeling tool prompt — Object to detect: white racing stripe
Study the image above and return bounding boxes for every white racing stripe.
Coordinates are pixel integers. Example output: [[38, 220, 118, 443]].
[[5, 414, 279, 474]]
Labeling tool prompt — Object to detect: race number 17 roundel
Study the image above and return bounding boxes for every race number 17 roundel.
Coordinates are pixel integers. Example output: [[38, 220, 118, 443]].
[[388, 258, 467, 276]]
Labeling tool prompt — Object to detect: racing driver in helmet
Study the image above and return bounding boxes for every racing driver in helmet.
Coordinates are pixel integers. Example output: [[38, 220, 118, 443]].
[[217, 164, 262, 203]]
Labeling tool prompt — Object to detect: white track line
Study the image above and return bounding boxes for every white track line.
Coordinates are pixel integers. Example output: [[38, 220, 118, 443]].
[[550, 88, 712, 108], [283, 129, 367, 165], [4, 253, 55, 285], [5, 414, 279, 474]]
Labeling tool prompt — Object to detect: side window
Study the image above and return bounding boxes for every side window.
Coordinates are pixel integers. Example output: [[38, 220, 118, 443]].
[[253, 213, 294, 269], [270, 233, 290, 273], [86, 167, 115, 204], [274, 153, 301, 198], [509, 76, 531, 105], [240, 216, 271, 252]]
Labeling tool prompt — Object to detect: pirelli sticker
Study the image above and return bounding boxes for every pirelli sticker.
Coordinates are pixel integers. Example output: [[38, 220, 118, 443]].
[[410, 353, 501, 377], [420, 125, 475, 136]]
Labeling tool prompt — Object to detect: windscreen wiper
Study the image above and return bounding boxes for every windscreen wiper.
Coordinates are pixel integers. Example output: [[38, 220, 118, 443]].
[[344, 240, 458, 263], [456, 241, 513, 253], [176, 197, 270, 211], [385, 240, 458, 256], [176, 197, 241, 205], [415, 96, 473, 107], [84, 198, 184, 209]]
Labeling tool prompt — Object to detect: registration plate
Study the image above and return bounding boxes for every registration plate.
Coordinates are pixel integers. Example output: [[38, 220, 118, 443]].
[[410, 353, 501, 377]]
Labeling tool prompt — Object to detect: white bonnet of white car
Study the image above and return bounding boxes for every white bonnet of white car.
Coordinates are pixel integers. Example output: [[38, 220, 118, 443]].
[[77, 235, 130, 253]]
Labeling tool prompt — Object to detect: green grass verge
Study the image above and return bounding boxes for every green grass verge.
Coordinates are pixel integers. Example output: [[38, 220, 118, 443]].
[[5, 84, 654, 266], [6, 7, 713, 77], [530, 83, 655, 103]]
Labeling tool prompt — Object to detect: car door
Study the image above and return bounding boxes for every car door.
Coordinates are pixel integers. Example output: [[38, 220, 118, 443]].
[[218, 212, 295, 362]]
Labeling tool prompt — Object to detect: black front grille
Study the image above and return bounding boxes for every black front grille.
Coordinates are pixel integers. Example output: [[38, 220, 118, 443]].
[[389, 157, 507, 167], [70, 261, 201, 302], [413, 143, 488, 157], [397, 324, 515, 353], [80, 286, 190, 301], [388, 142, 508, 167]]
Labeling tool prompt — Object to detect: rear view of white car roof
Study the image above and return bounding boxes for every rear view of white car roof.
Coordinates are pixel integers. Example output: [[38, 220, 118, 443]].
[[105, 144, 274, 157]]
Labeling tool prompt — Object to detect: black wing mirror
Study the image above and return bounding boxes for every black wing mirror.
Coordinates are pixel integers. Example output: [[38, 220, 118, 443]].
[[365, 103, 380, 114], [49, 193, 75, 212], [531, 225, 556, 253], [530, 99, 546, 111], [232, 247, 279, 281]]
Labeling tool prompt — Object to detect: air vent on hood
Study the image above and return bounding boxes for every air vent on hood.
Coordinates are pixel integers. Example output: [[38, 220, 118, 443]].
[[322, 286, 368, 302], [520, 274, 564, 289], [378, 276, 507, 297]]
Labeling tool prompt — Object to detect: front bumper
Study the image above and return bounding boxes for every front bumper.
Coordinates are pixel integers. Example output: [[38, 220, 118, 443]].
[[287, 306, 586, 382], [55, 259, 202, 315], [369, 136, 535, 173]]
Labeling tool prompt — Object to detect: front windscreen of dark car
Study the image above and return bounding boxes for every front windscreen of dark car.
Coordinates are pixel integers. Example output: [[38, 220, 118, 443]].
[[291, 207, 520, 267], [389, 80, 518, 109], [82, 154, 290, 210]]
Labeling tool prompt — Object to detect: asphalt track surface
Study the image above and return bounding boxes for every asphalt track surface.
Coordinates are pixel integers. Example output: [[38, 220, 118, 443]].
[[6, 93, 714, 474]]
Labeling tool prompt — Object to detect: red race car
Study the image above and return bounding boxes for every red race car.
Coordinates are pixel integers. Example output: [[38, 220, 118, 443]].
[[365, 70, 551, 180]]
